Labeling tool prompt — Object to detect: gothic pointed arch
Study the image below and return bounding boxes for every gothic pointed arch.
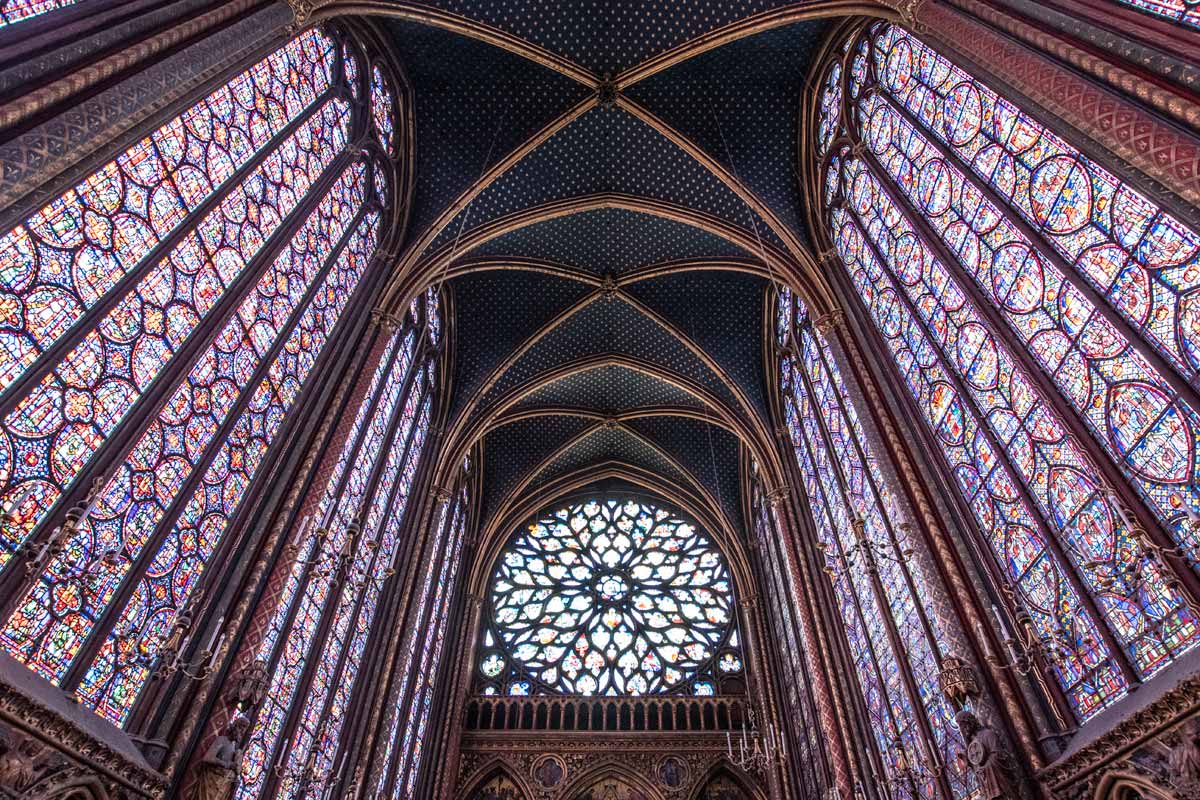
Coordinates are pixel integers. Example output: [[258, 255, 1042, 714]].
[[1, 4, 1199, 800], [1094, 772, 1180, 800], [687, 763, 763, 800], [561, 763, 665, 800], [459, 763, 535, 800]]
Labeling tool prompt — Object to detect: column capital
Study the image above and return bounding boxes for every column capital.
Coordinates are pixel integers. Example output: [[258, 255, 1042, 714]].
[[285, 0, 315, 29], [370, 308, 403, 332], [813, 308, 845, 333]]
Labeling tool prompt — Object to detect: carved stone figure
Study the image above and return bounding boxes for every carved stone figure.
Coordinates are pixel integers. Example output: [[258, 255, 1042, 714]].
[[191, 715, 250, 800], [0, 732, 43, 793], [1169, 716, 1200, 795], [533, 756, 564, 789], [232, 658, 269, 712], [955, 710, 1017, 800], [659, 757, 685, 788]]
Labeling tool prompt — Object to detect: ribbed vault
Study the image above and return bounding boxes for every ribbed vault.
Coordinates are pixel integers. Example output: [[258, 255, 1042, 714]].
[[353, 0, 873, 556]]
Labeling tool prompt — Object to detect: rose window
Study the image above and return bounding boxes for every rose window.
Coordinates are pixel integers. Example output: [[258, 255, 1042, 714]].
[[478, 497, 744, 696]]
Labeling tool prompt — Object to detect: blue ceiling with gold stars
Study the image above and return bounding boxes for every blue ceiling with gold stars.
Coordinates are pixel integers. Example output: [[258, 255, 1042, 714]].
[[379, 2, 831, 538]]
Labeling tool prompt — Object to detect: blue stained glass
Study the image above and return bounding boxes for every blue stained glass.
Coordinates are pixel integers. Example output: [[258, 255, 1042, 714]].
[[817, 23, 1200, 721]]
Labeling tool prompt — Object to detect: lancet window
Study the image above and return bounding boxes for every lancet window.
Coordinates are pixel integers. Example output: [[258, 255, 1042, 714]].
[[0, 26, 401, 729], [815, 22, 1200, 722], [236, 288, 440, 800], [372, 467, 472, 800], [778, 290, 971, 799], [749, 480, 829, 799], [477, 496, 745, 698]]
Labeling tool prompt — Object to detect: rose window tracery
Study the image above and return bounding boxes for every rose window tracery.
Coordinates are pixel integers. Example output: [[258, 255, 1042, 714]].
[[478, 496, 743, 696]]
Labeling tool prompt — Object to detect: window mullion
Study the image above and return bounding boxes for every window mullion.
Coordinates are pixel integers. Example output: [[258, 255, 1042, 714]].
[[838, 195, 1142, 692], [874, 85, 1200, 409], [240, 326, 406, 799], [400, 491, 469, 798], [0, 88, 340, 421], [855, 138, 1200, 610], [252, 334, 422, 800], [787, 390, 913, 772], [0, 138, 360, 620], [294, 366, 431, 796], [804, 325, 948, 664], [755, 500, 828, 795], [382, 492, 460, 799], [792, 357, 951, 800], [321, 378, 436, 796], [368, 457, 455, 795], [56, 192, 370, 695]]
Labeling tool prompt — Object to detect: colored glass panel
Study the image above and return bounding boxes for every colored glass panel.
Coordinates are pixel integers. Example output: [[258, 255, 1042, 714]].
[[80, 205, 380, 724], [817, 62, 842, 157], [855, 143, 1200, 671], [1115, 0, 1200, 27], [872, 25, 1200, 391], [0, 0, 79, 26], [236, 328, 409, 800], [371, 65, 395, 154], [0, 98, 351, 568], [374, 493, 451, 795], [247, 343, 418, 799], [785, 388, 921, 796], [860, 86, 1200, 559], [0, 30, 334, 400], [868, 24, 1200, 550], [482, 498, 741, 696], [782, 297, 973, 797], [279, 393, 430, 799], [399, 492, 468, 799], [830, 204, 1124, 717], [240, 295, 436, 799], [0, 162, 368, 696]]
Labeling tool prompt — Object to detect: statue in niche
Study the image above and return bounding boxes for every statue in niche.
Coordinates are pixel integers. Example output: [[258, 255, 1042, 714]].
[[1168, 716, 1200, 796], [190, 714, 250, 800], [954, 709, 1017, 800], [659, 757, 685, 788], [232, 658, 269, 712], [0, 732, 43, 793]]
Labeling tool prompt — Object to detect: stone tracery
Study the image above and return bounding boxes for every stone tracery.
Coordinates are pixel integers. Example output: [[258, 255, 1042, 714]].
[[0, 3, 1190, 800]]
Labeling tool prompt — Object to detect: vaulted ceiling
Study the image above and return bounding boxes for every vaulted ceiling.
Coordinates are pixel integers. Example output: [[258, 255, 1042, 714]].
[[375, 2, 836, 544]]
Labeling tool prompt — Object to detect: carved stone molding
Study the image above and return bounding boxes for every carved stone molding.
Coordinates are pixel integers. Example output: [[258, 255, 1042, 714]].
[[812, 310, 844, 334], [1040, 671, 1200, 797], [457, 732, 763, 800], [0, 2, 291, 232], [0, 656, 165, 798]]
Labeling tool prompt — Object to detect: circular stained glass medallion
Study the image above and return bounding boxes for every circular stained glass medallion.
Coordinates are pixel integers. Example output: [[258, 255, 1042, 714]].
[[481, 496, 741, 695]]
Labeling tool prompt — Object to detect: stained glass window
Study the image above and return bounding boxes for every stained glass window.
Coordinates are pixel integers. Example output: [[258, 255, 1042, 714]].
[[237, 291, 439, 800], [397, 484, 469, 799], [0, 0, 79, 27], [0, 27, 404, 730], [0, 30, 337, 566], [814, 23, 1200, 721], [1116, 0, 1200, 27], [478, 496, 743, 697], [750, 485, 827, 799], [371, 456, 469, 800], [778, 289, 973, 799], [372, 65, 395, 154]]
